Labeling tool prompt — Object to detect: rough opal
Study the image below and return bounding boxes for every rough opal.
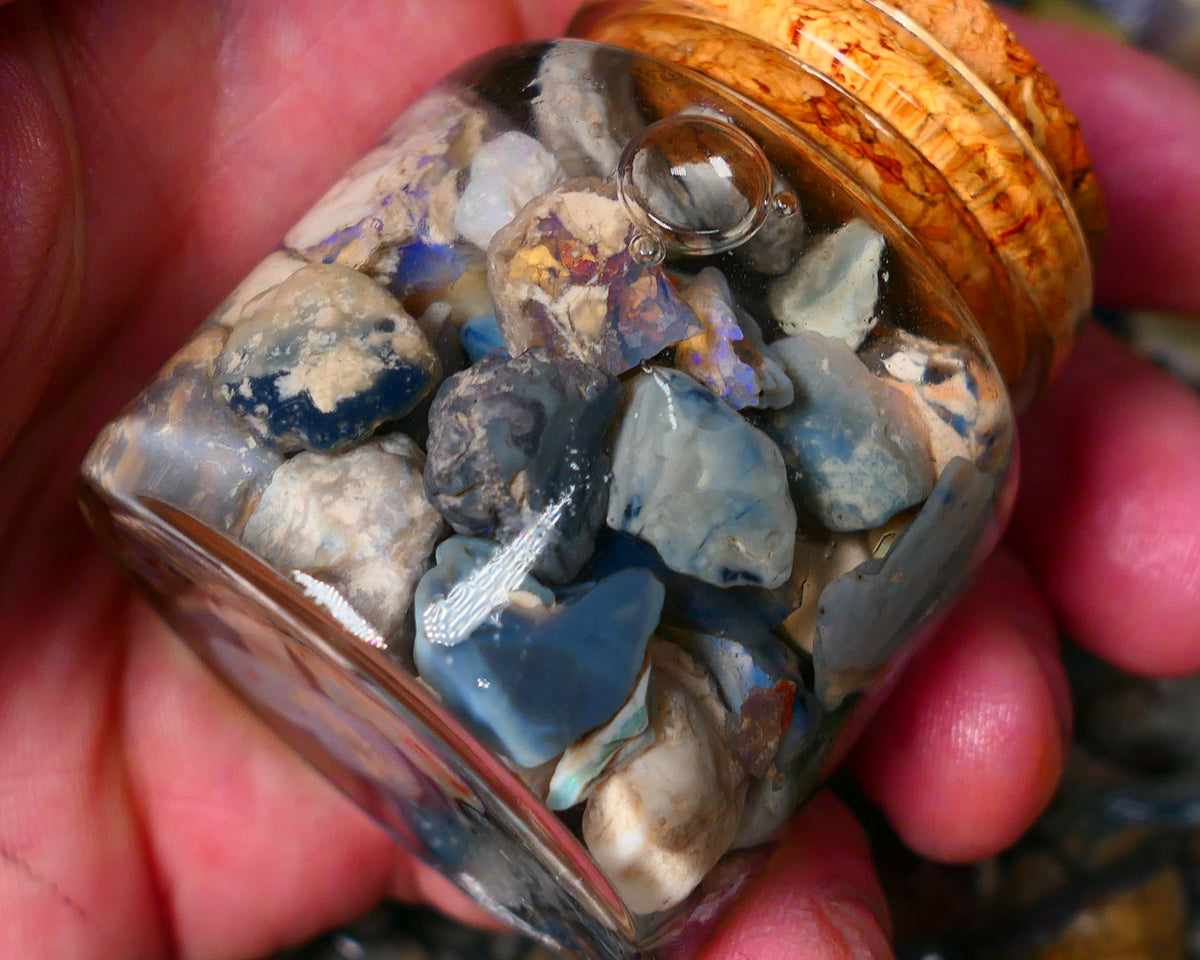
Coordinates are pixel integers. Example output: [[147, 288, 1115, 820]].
[[674, 268, 793, 410], [488, 180, 703, 373], [241, 434, 443, 640], [546, 662, 656, 811], [764, 331, 936, 532], [607, 367, 797, 588], [767, 219, 885, 349], [216, 263, 441, 452], [413, 536, 664, 768], [423, 348, 620, 583]]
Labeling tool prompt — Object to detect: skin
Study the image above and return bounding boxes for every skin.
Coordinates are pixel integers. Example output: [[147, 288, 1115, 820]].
[[0, 2, 1198, 957]]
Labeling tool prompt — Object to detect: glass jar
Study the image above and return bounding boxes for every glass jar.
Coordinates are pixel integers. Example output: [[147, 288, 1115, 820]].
[[79, 1, 1099, 956]]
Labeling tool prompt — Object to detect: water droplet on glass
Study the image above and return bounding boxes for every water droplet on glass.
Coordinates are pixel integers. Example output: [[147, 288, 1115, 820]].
[[629, 232, 666, 266], [617, 115, 773, 256], [772, 190, 799, 219]]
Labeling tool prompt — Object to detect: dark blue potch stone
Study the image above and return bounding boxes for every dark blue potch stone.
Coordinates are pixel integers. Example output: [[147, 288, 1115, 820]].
[[580, 529, 795, 641], [375, 239, 476, 299], [413, 536, 664, 768], [226, 363, 434, 453]]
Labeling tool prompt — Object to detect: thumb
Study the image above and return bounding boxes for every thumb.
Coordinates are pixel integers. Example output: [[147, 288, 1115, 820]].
[[691, 791, 894, 960]]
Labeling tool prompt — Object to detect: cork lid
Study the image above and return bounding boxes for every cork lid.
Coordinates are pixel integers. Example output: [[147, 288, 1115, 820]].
[[572, 0, 1103, 405]]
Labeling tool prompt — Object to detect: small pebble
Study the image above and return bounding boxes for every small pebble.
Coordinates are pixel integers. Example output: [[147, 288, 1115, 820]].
[[607, 367, 796, 589], [546, 661, 655, 811], [763, 331, 935, 532], [767, 219, 885, 350], [674, 267, 793, 410], [241, 434, 444, 640], [458, 313, 508, 362], [488, 180, 702, 375], [285, 89, 500, 270], [454, 131, 565, 250], [862, 328, 1009, 473], [82, 327, 281, 534], [216, 263, 441, 453], [814, 457, 996, 708], [668, 626, 814, 778], [582, 641, 747, 915], [413, 536, 663, 768], [423, 348, 620, 583], [736, 173, 806, 275], [531, 42, 642, 179]]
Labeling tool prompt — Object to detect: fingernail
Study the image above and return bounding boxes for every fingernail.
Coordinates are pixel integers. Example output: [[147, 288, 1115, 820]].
[[826, 899, 896, 960]]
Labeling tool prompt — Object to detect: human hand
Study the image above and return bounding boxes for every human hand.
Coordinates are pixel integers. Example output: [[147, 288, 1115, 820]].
[[2, 2, 1198, 958]]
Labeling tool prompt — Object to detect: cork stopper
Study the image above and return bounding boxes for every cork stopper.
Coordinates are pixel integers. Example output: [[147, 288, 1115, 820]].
[[571, 0, 1103, 405]]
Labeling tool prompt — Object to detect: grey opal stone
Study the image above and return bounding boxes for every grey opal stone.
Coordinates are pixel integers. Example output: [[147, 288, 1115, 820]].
[[241, 434, 444, 640], [767, 219, 885, 349], [216, 263, 441, 453], [606, 367, 796, 589], [423, 348, 621, 583], [531, 43, 643, 179], [814, 457, 996, 708], [736, 173, 806, 276], [763, 331, 935, 532], [413, 536, 663, 768]]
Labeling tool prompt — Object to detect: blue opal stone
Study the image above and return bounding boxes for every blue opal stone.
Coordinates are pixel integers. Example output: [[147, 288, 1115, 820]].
[[606, 367, 796, 588], [413, 536, 664, 768], [763, 331, 935, 532], [216, 263, 441, 453], [459, 314, 509, 363], [376, 239, 476, 299], [674, 268, 793, 410]]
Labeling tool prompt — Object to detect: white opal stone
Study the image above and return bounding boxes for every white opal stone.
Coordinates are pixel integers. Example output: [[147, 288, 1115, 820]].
[[242, 434, 444, 640], [582, 642, 747, 915], [767, 219, 885, 349], [284, 90, 498, 269], [454, 132, 564, 249]]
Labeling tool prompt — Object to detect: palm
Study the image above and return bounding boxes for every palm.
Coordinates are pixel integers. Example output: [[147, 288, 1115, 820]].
[[2, 3, 1198, 959], [0, 3, 573, 956]]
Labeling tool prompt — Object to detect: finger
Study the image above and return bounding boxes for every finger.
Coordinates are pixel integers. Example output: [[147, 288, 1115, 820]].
[[1008, 325, 1200, 674], [1005, 15, 1200, 312], [853, 550, 1070, 862], [121, 602, 399, 959], [691, 792, 894, 960]]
